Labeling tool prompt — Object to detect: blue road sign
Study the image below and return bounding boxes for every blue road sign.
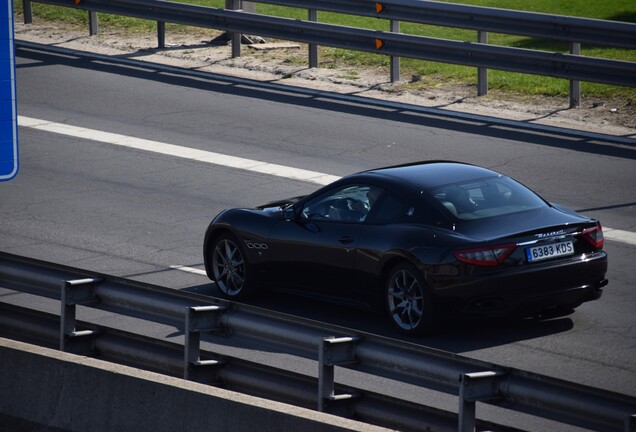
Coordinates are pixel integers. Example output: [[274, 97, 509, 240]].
[[1, 0, 18, 182]]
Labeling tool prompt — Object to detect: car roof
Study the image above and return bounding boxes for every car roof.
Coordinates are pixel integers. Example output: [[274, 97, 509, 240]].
[[362, 161, 500, 190]]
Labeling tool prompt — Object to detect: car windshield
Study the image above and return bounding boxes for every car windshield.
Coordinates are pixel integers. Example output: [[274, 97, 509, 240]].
[[430, 176, 547, 220]]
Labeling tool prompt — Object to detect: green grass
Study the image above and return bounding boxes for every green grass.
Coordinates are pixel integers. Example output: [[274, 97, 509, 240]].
[[14, 0, 636, 100]]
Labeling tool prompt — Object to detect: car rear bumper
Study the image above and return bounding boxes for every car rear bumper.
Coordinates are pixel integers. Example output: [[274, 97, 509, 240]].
[[433, 251, 608, 318], [459, 279, 606, 318]]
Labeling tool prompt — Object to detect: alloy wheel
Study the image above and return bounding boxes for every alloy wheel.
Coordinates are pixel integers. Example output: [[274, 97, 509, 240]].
[[387, 267, 425, 332], [212, 237, 246, 297]]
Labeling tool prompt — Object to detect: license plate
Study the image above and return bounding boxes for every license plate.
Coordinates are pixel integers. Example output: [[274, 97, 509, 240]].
[[526, 240, 574, 262]]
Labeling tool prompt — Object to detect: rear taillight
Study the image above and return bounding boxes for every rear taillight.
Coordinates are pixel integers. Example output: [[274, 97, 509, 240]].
[[454, 244, 517, 266], [582, 225, 604, 249]]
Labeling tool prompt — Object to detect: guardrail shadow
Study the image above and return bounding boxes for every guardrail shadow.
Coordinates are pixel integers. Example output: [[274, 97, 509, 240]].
[[16, 42, 636, 161]]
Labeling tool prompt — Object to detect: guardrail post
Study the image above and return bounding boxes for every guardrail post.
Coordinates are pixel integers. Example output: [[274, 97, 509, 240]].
[[569, 42, 581, 108], [318, 336, 359, 415], [60, 278, 99, 354], [88, 11, 98, 36], [22, 0, 33, 24], [226, 0, 242, 58], [184, 305, 224, 382], [390, 20, 400, 82], [308, 9, 319, 68], [157, 21, 166, 49], [458, 371, 503, 432], [477, 31, 488, 96]]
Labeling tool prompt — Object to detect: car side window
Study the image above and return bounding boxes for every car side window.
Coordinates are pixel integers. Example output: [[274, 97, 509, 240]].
[[301, 185, 382, 223], [368, 193, 406, 223]]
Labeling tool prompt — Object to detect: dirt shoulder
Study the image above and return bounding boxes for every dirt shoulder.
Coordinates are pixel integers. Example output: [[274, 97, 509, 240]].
[[13, 17, 636, 139]]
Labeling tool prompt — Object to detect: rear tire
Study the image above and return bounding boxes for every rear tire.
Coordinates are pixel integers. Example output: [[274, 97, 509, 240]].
[[385, 263, 435, 336], [209, 233, 254, 300]]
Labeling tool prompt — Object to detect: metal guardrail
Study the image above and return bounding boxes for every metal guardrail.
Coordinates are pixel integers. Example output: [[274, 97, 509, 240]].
[[21, 0, 636, 50], [0, 303, 473, 432], [235, 0, 636, 49], [1, 252, 635, 431], [19, 0, 636, 107]]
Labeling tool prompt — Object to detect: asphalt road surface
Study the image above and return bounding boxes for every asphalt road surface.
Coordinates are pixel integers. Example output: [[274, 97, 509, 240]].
[[1, 44, 635, 431]]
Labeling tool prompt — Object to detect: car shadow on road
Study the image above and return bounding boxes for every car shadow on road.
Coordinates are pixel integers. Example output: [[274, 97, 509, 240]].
[[419, 315, 575, 354], [182, 282, 575, 354]]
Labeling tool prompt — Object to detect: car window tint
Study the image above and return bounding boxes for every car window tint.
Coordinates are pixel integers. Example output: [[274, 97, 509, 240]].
[[430, 176, 547, 220], [301, 185, 380, 223], [368, 193, 404, 223]]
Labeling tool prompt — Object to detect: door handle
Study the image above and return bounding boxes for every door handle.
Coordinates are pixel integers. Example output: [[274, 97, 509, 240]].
[[339, 236, 354, 244]]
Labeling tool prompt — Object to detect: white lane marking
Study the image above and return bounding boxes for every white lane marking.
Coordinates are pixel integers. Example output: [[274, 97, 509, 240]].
[[18, 116, 339, 186], [603, 228, 636, 246], [170, 265, 207, 276], [20, 116, 636, 247]]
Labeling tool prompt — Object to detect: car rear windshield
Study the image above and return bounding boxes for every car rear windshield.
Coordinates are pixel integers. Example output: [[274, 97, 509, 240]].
[[430, 176, 547, 221]]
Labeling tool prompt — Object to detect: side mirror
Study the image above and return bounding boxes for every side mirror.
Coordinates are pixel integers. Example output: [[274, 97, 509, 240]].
[[282, 206, 296, 221]]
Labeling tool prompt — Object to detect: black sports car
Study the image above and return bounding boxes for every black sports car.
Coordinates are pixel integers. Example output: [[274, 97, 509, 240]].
[[203, 161, 608, 335]]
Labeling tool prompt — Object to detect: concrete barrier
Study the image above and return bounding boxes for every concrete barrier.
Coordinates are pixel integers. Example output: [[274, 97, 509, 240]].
[[0, 338, 391, 432]]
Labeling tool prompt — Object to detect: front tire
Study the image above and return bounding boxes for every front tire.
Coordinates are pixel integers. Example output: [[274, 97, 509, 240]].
[[210, 234, 254, 300], [385, 263, 434, 336]]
